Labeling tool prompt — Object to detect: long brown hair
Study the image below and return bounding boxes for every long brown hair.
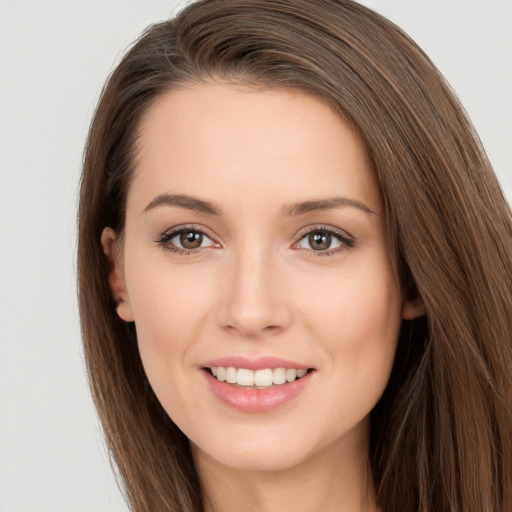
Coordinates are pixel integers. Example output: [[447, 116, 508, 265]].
[[77, 1, 512, 510]]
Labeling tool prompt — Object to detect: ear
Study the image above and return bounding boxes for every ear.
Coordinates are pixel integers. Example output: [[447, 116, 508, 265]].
[[101, 227, 134, 322], [402, 295, 425, 320]]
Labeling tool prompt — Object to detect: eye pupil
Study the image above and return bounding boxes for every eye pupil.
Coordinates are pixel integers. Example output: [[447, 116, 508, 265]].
[[309, 231, 331, 250], [180, 231, 203, 249]]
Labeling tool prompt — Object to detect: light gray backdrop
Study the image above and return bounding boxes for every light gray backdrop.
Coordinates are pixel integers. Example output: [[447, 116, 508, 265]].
[[0, 1, 510, 511]]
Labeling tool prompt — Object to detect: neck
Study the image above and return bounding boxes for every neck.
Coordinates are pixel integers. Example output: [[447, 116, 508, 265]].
[[193, 421, 379, 512]]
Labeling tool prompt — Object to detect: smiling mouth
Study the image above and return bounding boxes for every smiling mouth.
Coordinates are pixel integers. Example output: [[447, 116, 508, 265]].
[[204, 367, 313, 389]]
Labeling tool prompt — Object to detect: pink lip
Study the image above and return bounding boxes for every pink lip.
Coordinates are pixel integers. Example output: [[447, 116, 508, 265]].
[[201, 369, 314, 413], [201, 356, 310, 371]]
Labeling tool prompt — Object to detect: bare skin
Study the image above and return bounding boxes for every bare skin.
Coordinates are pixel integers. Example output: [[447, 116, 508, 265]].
[[103, 83, 424, 512], [195, 418, 377, 512]]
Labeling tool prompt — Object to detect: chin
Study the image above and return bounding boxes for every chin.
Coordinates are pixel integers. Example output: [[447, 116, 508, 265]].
[[192, 432, 317, 473]]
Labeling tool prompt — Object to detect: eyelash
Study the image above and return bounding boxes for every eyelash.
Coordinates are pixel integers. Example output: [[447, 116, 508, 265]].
[[156, 225, 217, 256], [156, 225, 355, 257], [294, 225, 355, 256]]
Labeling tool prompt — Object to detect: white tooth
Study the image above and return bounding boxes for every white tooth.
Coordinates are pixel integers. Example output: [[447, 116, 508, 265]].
[[273, 367, 287, 385], [237, 368, 255, 386], [211, 367, 218, 377], [255, 369, 273, 387], [226, 367, 237, 384], [217, 367, 226, 381], [297, 369, 307, 378], [286, 368, 297, 382]]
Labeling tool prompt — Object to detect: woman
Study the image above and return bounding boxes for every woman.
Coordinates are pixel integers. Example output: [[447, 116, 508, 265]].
[[77, 1, 512, 511]]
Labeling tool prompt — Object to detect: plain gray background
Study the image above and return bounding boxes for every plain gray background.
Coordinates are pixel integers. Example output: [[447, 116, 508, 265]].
[[0, 1, 510, 511]]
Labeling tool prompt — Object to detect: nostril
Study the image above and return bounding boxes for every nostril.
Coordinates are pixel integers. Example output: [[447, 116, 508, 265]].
[[263, 325, 282, 332]]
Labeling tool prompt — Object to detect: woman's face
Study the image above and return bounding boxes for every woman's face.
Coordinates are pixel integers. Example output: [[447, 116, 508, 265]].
[[104, 83, 422, 472]]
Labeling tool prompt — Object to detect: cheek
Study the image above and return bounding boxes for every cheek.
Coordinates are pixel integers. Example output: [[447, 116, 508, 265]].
[[300, 266, 402, 345], [123, 249, 215, 379], [297, 263, 402, 404]]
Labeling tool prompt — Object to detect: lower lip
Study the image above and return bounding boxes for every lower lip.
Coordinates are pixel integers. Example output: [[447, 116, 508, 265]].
[[202, 370, 313, 412]]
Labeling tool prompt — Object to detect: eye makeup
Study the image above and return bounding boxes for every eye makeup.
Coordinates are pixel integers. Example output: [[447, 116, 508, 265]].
[[155, 224, 219, 256], [292, 225, 355, 257], [155, 223, 355, 258]]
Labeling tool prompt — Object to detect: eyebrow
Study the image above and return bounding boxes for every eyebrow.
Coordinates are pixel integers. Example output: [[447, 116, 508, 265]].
[[143, 193, 376, 217], [283, 197, 377, 217], [143, 194, 221, 215]]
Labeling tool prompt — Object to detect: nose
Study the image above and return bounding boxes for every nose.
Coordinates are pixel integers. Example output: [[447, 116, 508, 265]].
[[216, 247, 292, 338]]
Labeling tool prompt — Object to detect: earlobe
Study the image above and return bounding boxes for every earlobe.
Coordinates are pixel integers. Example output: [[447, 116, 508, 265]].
[[402, 295, 426, 320], [101, 227, 134, 322]]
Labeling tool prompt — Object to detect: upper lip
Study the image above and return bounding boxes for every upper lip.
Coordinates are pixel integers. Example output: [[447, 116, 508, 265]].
[[201, 356, 311, 371]]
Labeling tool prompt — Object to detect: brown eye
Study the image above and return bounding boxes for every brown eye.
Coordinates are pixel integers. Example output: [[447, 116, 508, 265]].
[[308, 231, 332, 250], [295, 227, 352, 254], [159, 228, 217, 253], [179, 231, 203, 249]]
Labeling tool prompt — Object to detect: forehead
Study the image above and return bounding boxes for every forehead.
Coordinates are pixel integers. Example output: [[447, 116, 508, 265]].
[[130, 83, 380, 215]]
